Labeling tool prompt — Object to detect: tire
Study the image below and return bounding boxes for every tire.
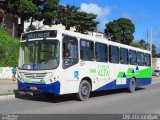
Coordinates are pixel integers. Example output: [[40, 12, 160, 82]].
[[128, 78, 136, 93], [77, 80, 91, 101]]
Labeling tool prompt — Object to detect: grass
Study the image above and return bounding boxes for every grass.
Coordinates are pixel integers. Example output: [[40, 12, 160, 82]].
[[0, 92, 14, 96], [0, 26, 20, 66]]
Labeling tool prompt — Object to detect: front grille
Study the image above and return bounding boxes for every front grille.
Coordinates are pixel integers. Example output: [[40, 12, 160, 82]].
[[23, 73, 47, 79]]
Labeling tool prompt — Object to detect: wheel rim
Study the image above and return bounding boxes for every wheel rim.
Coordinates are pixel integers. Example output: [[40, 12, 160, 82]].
[[130, 79, 135, 91], [81, 85, 89, 96]]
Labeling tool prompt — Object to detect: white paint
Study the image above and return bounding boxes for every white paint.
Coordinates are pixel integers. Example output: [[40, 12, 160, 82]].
[[0, 67, 13, 79], [156, 58, 160, 70]]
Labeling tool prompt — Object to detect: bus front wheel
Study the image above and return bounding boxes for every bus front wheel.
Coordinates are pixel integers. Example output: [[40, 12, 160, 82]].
[[128, 78, 136, 93], [77, 80, 91, 101]]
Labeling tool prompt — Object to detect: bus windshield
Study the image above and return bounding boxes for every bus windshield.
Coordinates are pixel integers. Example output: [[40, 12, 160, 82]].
[[19, 40, 59, 70]]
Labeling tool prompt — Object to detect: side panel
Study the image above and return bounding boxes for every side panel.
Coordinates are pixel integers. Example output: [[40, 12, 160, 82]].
[[94, 65, 152, 91], [61, 63, 81, 94]]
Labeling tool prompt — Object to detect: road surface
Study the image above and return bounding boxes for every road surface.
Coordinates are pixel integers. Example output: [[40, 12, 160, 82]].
[[0, 80, 160, 114]]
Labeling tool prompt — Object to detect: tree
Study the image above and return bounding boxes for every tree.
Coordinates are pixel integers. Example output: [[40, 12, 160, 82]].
[[56, 4, 99, 33], [42, 0, 59, 26], [152, 44, 156, 57], [1, 1, 98, 35], [104, 18, 135, 45], [131, 39, 156, 57], [0, 0, 59, 33], [74, 12, 99, 33], [26, 25, 36, 32], [0, 0, 38, 35], [56, 4, 79, 30]]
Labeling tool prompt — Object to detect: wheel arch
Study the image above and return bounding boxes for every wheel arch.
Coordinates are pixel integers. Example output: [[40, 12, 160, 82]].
[[132, 76, 137, 82], [81, 77, 92, 91]]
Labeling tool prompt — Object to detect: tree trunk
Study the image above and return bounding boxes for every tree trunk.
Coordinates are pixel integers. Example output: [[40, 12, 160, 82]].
[[12, 21, 15, 38], [1, 14, 5, 27], [18, 17, 24, 37], [30, 17, 33, 27], [65, 25, 70, 30]]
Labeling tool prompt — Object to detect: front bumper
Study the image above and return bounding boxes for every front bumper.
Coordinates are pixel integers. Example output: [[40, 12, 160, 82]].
[[18, 80, 60, 95]]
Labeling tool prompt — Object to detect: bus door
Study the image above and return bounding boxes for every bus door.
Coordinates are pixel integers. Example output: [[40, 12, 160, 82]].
[[79, 39, 95, 82], [62, 36, 79, 82]]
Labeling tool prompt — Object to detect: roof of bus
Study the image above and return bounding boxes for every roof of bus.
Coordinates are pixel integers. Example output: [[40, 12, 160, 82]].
[[59, 30, 151, 54], [22, 29, 151, 54]]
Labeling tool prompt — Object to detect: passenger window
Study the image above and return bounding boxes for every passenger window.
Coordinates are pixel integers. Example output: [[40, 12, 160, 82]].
[[80, 39, 94, 61], [137, 52, 144, 66], [63, 36, 78, 69], [109, 45, 119, 63], [95, 43, 108, 62], [129, 50, 137, 65], [145, 53, 151, 66], [120, 48, 128, 64]]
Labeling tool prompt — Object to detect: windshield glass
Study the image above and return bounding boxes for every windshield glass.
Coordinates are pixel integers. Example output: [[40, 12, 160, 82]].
[[19, 40, 59, 70]]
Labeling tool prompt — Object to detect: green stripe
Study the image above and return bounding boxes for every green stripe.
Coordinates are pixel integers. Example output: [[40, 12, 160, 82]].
[[118, 67, 152, 79]]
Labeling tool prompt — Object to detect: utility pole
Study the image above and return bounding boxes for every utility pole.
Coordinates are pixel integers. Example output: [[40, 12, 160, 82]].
[[150, 26, 152, 54]]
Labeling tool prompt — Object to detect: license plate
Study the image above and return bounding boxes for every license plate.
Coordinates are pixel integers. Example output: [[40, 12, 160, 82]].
[[30, 86, 37, 91]]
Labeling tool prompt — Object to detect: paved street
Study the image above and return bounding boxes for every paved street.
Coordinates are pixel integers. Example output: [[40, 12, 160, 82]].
[[0, 78, 160, 114], [0, 79, 17, 94]]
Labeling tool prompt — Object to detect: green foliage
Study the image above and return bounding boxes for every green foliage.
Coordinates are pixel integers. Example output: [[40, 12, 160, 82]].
[[42, 0, 59, 26], [0, 26, 20, 67], [131, 39, 156, 56], [74, 12, 99, 33], [105, 18, 135, 45], [0, 1, 98, 34], [56, 4, 99, 33], [4, 0, 38, 20], [56, 4, 79, 30], [26, 25, 37, 32]]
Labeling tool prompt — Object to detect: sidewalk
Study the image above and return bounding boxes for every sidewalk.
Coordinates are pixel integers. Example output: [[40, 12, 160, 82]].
[[0, 79, 17, 94]]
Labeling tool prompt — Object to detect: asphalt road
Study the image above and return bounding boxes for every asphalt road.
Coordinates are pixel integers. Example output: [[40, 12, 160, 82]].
[[0, 82, 160, 114]]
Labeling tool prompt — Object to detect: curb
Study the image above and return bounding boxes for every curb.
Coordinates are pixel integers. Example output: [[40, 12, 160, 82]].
[[0, 94, 15, 100]]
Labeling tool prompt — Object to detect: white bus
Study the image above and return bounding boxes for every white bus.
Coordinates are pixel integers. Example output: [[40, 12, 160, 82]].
[[17, 30, 152, 101]]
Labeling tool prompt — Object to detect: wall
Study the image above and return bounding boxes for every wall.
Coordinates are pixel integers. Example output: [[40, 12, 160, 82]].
[[0, 67, 13, 80]]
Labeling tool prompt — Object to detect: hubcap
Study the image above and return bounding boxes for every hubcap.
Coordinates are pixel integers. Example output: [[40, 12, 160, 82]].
[[131, 80, 135, 91], [81, 85, 89, 96]]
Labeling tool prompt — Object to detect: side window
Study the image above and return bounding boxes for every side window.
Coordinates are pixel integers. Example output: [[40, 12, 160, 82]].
[[95, 42, 108, 62], [63, 36, 78, 69], [137, 52, 144, 66], [120, 48, 128, 64], [145, 53, 151, 66], [80, 39, 94, 61], [109, 45, 119, 63], [129, 50, 137, 65]]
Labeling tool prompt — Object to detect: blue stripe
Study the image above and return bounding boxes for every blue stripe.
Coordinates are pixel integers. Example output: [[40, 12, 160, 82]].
[[18, 80, 60, 95], [95, 78, 152, 91]]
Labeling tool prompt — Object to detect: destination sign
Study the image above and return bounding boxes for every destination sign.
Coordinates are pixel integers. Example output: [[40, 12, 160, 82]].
[[22, 30, 57, 40]]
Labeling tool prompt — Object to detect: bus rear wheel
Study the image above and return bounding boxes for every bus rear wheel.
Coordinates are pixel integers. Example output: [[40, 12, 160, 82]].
[[77, 80, 91, 101], [128, 78, 136, 93]]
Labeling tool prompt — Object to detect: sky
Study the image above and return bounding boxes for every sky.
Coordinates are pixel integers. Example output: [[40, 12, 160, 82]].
[[60, 0, 160, 51]]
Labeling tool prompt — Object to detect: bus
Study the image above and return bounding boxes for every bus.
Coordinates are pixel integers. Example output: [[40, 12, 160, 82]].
[[17, 29, 152, 101]]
